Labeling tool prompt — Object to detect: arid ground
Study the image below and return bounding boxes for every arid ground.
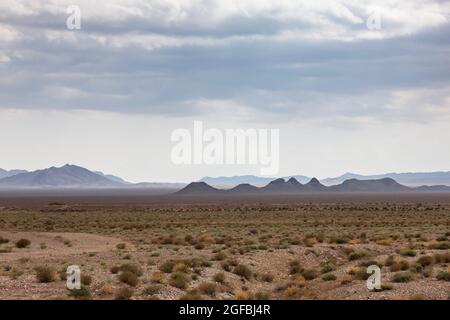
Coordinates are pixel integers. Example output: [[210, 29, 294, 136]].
[[0, 191, 449, 300]]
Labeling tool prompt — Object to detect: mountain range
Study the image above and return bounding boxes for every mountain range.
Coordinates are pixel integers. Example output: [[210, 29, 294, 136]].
[[177, 177, 450, 195], [2, 165, 450, 191], [0, 168, 28, 180], [200, 171, 450, 187], [0, 165, 184, 189], [0, 165, 123, 188]]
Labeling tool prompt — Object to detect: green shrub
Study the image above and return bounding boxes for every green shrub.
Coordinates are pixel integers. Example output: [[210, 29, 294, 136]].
[[399, 248, 416, 257], [321, 273, 337, 281], [169, 272, 191, 289], [348, 250, 367, 261], [68, 285, 91, 299], [436, 271, 450, 281], [143, 284, 162, 295], [321, 264, 335, 274]]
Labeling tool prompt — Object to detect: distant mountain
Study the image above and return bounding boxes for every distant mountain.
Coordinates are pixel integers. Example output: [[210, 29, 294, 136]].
[[305, 178, 328, 191], [0, 164, 124, 188], [200, 175, 311, 187], [330, 178, 410, 192], [200, 171, 450, 188], [174, 176, 445, 196], [414, 185, 450, 192], [228, 183, 260, 193], [176, 182, 223, 195], [322, 171, 450, 187], [0, 168, 28, 180]]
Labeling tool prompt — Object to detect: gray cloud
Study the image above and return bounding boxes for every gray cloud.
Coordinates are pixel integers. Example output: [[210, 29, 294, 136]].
[[0, 0, 449, 123]]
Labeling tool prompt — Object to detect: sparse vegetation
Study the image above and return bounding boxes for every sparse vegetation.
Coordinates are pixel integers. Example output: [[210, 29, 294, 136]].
[[1, 196, 449, 300]]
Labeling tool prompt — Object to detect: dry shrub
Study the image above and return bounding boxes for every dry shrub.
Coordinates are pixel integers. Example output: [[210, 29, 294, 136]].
[[159, 260, 176, 273], [143, 284, 162, 295], [98, 282, 115, 296], [213, 272, 226, 284], [301, 269, 319, 280], [118, 264, 142, 276], [260, 273, 274, 282], [151, 271, 166, 283], [235, 289, 253, 300], [233, 264, 252, 280], [116, 243, 126, 250], [115, 287, 134, 300], [433, 252, 450, 263], [173, 262, 189, 273], [289, 260, 303, 275], [392, 271, 414, 283], [284, 285, 300, 298], [179, 289, 203, 300], [399, 248, 416, 257], [81, 274, 92, 286], [35, 266, 57, 283], [417, 255, 434, 267], [16, 239, 31, 249], [119, 271, 139, 287], [0, 236, 9, 244], [197, 282, 217, 296], [169, 272, 190, 289]]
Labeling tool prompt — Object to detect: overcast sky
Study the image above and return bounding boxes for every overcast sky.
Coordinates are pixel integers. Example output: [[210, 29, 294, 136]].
[[1, 0, 450, 183]]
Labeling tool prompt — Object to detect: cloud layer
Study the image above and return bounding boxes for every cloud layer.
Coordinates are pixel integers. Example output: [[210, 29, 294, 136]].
[[1, 0, 450, 124]]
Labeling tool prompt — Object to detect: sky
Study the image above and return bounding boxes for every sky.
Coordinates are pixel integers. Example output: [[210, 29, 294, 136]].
[[0, 0, 450, 183]]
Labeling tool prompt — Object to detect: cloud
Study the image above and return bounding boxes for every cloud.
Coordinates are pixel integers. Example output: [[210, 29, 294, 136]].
[[0, 0, 449, 125]]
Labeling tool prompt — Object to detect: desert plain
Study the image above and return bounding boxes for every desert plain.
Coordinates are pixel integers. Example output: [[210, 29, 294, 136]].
[[0, 191, 449, 300]]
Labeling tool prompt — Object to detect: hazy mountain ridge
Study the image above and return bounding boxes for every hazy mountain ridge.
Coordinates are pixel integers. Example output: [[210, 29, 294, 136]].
[[0, 169, 28, 180], [200, 175, 311, 187], [321, 171, 450, 187], [201, 171, 450, 187], [0, 165, 185, 189], [176, 177, 450, 195], [0, 165, 124, 188]]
